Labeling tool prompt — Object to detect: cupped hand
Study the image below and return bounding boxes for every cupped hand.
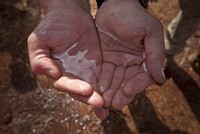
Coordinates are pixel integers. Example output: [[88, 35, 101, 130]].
[[27, 1, 108, 118], [95, 0, 166, 113]]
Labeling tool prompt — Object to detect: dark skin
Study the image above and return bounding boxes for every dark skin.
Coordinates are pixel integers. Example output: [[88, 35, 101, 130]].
[[28, 0, 165, 119], [28, 0, 108, 118], [95, 0, 165, 118]]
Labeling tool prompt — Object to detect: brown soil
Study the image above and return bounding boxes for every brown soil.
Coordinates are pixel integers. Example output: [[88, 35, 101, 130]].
[[0, 0, 200, 134]]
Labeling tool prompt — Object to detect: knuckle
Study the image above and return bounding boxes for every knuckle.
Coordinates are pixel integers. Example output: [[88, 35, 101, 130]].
[[122, 88, 133, 98], [30, 59, 44, 74], [31, 63, 40, 74]]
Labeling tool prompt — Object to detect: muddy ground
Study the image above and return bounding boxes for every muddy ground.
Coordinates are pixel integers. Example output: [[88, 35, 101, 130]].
[[0, 0, 200, 134]]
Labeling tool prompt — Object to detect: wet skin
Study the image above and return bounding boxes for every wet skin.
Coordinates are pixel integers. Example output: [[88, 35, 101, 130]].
[[53, 42, 96, 83], [27, 0, 108, 118], [95, 0, 166, 118], [28, 0, 166, 120]]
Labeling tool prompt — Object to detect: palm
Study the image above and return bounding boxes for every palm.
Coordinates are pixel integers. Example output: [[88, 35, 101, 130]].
[[28, 8, 103, 108], [95, 0, 165, 109]]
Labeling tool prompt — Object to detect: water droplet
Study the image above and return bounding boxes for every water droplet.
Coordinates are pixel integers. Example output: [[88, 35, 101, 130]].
[[60, 120, 64, 124], [83, 126, 86, 130], [32, 129, 36, 133], [80, 122, 83, 126], [71, 98, 75, 102], [107, 119, 110, 124], [64, 117, 69, 121]]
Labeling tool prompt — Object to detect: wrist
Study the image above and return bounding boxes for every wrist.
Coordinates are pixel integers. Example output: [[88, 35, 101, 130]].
[[99, 0, 148, 8], [107, 0, 141, 5], [40, 0, 85, 13]]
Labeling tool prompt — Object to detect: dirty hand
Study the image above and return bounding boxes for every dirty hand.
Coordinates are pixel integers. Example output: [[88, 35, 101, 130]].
[[95, 0, 166, 117], [27, 0, 108, 118]]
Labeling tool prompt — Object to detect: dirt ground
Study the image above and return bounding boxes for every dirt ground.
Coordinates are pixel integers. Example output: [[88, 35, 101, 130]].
[[0, 0, 200, 134]]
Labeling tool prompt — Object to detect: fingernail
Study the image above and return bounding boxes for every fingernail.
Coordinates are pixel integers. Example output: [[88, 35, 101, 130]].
[[46, 69, 55, 78], [94, 108, 109, 120]]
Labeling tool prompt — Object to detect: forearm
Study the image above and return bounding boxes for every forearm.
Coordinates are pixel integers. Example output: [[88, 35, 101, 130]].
[[97, 0, 149, 8]]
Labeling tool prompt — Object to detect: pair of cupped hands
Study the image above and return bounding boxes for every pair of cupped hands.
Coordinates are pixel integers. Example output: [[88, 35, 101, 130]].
[[28, 0, 166, 119]]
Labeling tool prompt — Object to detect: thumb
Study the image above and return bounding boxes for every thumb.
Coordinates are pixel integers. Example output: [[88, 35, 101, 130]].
[[93, 107, 109, 120], [27, 33, 61, 79], [144, 23, 166, 83]]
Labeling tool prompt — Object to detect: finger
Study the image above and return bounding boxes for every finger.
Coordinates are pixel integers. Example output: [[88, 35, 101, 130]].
[[145, 22, 166, 83], [27, 33, 61, 78], [125, 66, 140, 80], [69, 91, 104, 108], [98, 62, 115, 94], [110, 66, 139, 110], [54, 74, 93, 96], [123, 71, 154, 96], [103, 66, 125, 108], [112, 87, 135, 110], [93, 107, 110, 120], [110, 66, 126, 89], [112, 71, 154, 110]]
